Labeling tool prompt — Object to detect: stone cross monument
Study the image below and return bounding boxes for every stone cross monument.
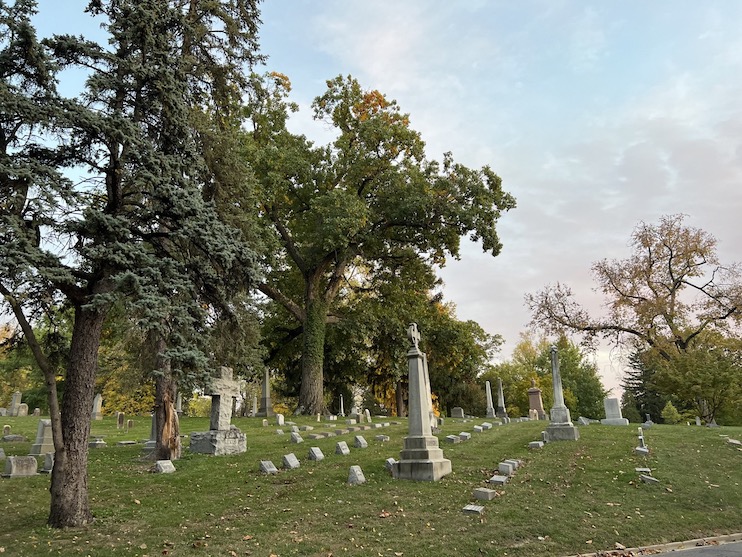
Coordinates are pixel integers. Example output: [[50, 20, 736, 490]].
[[485, 381, 495, 418], [392, 323, 451, 481], [190, 366, 247, 455], [544, 346, 579, 441]]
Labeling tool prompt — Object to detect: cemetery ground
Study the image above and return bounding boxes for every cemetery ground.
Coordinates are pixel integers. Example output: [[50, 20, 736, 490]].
[[1, 417, 741, 557]]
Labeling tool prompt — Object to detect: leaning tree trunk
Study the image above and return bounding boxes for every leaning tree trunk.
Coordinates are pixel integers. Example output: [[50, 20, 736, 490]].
[[395, 380, 407, 417], [48, 305, 107, 528], [154, 334, 181, 461], [298, 293, 328, 415]]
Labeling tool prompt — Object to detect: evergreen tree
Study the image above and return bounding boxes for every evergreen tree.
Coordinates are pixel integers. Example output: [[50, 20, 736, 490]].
[[0, 0, 261, 527]]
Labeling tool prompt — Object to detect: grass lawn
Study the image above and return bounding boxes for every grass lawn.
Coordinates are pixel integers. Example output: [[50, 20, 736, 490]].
[[1, 414, 741, 557]]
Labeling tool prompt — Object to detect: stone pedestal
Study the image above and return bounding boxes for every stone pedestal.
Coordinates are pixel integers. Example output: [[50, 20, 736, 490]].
[[544, 346, 579, 442], [189, 428, 246, 456], [257, 368, 273, 417], [528, 379, 547, 419], [392, 323, 451, 482], [29, 419, 54, 456]]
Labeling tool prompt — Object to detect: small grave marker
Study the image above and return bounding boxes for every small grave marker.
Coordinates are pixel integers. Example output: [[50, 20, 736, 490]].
[[155, 460, 176, 474], [290, 432, 304, 444], [308, 447, 324, 461], [462, 503, 485, 515], [354, 435, 368, 448], [259, 460, 278, 474], [473, 487, 498, 501], [283, 453, 300, 469], [348, 465, 366, 485], [335, 441, 350, 455]]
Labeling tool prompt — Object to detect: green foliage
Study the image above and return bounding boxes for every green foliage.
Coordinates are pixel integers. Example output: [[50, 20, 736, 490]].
[[188, 395, 211, 418], [620, 391, 643, 423], [245, 72, 515, 412], [661, 401, 683, 425]]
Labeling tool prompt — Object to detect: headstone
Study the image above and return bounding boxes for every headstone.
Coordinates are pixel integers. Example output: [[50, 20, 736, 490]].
[[2, 456, 38, 478], [498, 462, 515, 476], [290, 425, 300, 433], [485, 380, 496, 418], [640, 474, 659, 484], [175, 392, 183, 416], [8, 391, 22, 417], [527, 378, 547, 420], [316, 413, 321, 422], [91, 394, 103, 421], [339, 394, 345, 417], [529, 440, 545, 449], [116, 412, 125, 430], [2, 425, 9, 436], [544, 346, 580, 442], [32, 407, 40, 417], [364, 409, 372, 423], [488, 474, 509, 486], [458, 432, 472, 441], [481, 422, 493, 430], [276, 414, 285, 426], [155, 460, 176, 474], [392, 325, 451, 482], [0, 409, 5, 416], [257, 368, 274, 417], [290, 432, 303, 444], [695, 416, 702, 426], [189, 367, 247, 456], [293, 405, 305, 416], [308, 447, 324, 461], [251, 395, 258, 417], [504, 459, 521, 470], [346, 418, 357, 425], [451, 407, 464, 419], [283, 453, 300, 469], [276, 429, 284, 435], [143, 414, 157, 452], [16, 403, 28, 417], [462, 504, 485, 515], [259, 460, 278, 474], [445, 435, 461, 444], [600, 398, 629, 426], [299, 425, 314, 431], [335, 441, 350, 455], [528, 409, 539, 420], [375, 434, 390, 442], [348, 465, 366, 485], [385, 458, 397, 471], [88, 437, 106, 448], [40, 452, 54, 474], [577, 416, 591, 426], [473, 487, 498, 501], [643, 413, 654, 428], [29, 419, 54, 456], [473, 425, 483, 433], [0, 448, 5, 459], [354, 435, 368, 449], [262, 419, 269, 427], [495, 378, 508, 419]]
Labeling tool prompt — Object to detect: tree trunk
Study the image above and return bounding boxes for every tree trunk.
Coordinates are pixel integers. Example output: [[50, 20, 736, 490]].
[[48, 305, 106, 528], [395, 380, 407, 417], [298, 292, 328, 415], [154, 334, 181, 461]]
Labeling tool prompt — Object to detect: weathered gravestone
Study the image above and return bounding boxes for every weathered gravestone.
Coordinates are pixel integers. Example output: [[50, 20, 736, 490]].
[[116, 412, 125, 430], [40, 452, 54, 474], [189, 367, 247, 455], [283, 453, 300, 470], [528, 378, 547, 420], [8, 391, 22, 417], [16, 403, 28, 417], [2, 425, 9, 436], [2, 456, 38, 478], [392, 323, 451, 481], [276, 413, 285, 426], [155, 460, 176, 473], [485, 381, 496, 418], [451, 407, 464, 419], [259, 460, 278, 474], [32, 408, 40, 417], [308, 447, 324, 461], [600, 397, 629, 426], [495, 378, 508, 420], [354, 435, 368, 449], [142, 414, 157, 452], [544, 346, 579, 442], [91, 394, 103, 421], [335, 441, 350, 455], [348, 465, 366, 485], [257, 368, 274, 417], [29, 419, 54, 456]]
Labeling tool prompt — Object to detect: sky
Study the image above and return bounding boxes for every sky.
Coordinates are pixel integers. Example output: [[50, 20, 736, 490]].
[[32, 1, 742, 395]]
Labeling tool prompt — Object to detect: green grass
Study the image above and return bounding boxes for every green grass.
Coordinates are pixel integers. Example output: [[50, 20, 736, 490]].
[[1, 415, 741, 557]]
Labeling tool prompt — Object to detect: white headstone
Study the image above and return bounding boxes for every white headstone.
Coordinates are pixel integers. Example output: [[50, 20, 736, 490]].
[[282, 453, 300, 469], [308, 447, 324, 461], [335, 441, 350, 455], [348, 465, 366, 485], [601, 398, 629, 426], [155, 460, 176, 473], [29, 419, 54, 456], [91, 394, 103, 421]]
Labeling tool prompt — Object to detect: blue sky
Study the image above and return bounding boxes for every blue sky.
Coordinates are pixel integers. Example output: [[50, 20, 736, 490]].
[[33, 1, 742, 394]]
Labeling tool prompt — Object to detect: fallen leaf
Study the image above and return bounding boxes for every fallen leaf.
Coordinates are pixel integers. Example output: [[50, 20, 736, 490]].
[[379, 511, 391, 518], [134, 499, 141, 505], [242, 535, 254, 541], [586, 540, 593, 544], [615, 542, 626, 550]]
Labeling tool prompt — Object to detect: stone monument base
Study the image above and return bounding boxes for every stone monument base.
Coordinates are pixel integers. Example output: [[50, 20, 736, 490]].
[[600, 418, 629, 426], [392, 436, 452, 481], [190, 428, 247, 456], [485, 409, 496, 419], [545, 423, 580, 442]]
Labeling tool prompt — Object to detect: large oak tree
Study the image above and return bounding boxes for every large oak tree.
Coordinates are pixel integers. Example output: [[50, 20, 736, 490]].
[[245, 74, 515, 414]]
